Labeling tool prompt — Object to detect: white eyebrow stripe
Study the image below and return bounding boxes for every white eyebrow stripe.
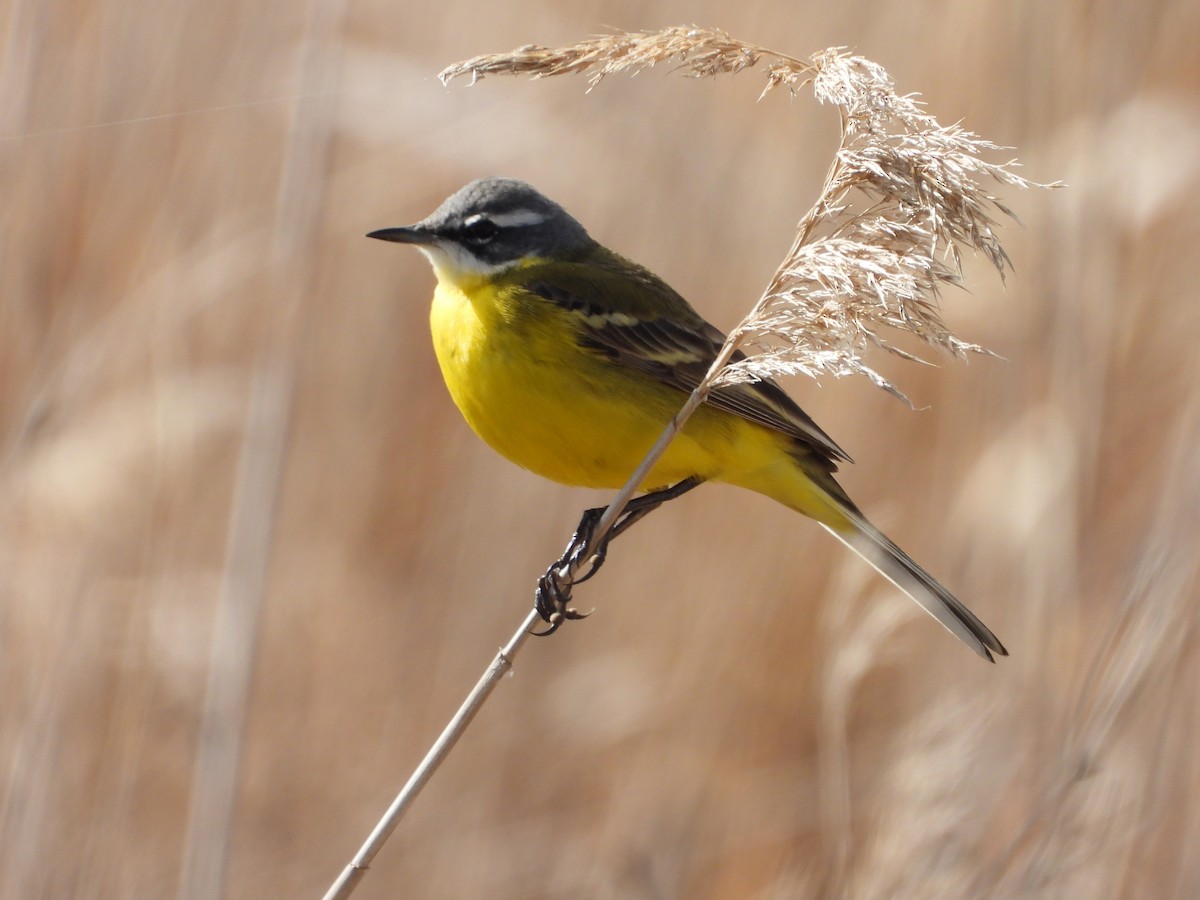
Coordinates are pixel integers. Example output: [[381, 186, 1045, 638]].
[[489, 209, 547, 228]]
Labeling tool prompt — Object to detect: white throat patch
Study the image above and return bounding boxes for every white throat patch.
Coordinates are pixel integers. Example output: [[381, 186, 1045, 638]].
[[420, 242, 519, 285]]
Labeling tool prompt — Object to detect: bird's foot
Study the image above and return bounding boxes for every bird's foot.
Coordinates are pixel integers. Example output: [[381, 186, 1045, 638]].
[[533, 507, 605, 634], [531, 477, 705, 636]]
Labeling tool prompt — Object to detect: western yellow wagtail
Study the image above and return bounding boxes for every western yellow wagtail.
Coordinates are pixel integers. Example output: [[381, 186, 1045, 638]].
[[368, 178, 1006, 662]]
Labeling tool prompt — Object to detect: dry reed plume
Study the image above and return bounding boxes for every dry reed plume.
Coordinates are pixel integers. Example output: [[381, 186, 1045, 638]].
[[443, 26, 1054, 401]]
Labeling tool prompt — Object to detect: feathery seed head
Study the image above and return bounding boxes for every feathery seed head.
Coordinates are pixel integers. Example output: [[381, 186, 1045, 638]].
[[441, 28, 1058, 401]]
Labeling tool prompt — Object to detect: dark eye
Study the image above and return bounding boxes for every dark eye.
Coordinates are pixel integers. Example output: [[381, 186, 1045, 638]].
[[461, 216, 498, 244]]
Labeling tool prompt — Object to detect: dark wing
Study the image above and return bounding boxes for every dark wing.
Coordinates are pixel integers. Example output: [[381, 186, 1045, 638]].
[[527, 278, 852, 466]]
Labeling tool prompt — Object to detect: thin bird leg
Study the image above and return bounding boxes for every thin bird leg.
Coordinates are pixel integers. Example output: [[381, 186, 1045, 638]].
[[533, 476, 704, 634], [574, 476, 705, 583]]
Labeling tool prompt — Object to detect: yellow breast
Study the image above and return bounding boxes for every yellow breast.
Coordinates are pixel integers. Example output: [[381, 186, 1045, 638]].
[[422, 265, 849, 527], [428, 277, 732, 490]]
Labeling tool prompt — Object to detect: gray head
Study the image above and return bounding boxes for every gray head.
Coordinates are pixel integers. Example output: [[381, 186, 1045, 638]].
[[367, 178, 593, 279]]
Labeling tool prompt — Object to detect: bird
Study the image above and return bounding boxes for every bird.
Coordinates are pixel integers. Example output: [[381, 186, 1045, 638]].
[[367, 177, 1007, 662]]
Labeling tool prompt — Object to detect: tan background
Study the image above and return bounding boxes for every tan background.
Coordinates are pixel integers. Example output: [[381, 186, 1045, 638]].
[[3, 1, 1199, 897]]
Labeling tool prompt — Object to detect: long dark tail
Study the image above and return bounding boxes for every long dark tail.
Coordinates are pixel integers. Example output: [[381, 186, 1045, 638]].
[[823, 510, 1008, 662], [734, 453, 1007, 661]]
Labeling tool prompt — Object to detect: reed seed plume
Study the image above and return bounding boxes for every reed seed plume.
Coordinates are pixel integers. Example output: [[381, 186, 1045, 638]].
[[442, 27, 1057, 401], [438, 25, 813, 90]]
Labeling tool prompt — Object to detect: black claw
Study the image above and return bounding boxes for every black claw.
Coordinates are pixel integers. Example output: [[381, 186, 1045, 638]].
[[531, 613, 563, 637], [572, 545, 609, 585]]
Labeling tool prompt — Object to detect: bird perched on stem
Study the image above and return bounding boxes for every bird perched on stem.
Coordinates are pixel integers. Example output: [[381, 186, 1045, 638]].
[[368, 177, 1006, 662]]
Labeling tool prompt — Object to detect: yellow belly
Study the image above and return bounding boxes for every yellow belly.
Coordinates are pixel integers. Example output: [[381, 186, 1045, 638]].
[[428, 280, 728, 489], [427, 278, 848, 527]]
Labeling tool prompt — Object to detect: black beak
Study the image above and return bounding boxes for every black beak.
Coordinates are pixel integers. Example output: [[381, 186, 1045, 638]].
[[366, 225, 437, 245]]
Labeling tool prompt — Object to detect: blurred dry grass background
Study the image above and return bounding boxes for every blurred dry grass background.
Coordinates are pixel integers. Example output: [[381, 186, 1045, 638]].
[[2, 1, 1198, 898]]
